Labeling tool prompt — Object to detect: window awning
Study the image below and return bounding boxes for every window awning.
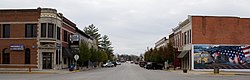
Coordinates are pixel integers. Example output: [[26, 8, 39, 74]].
[[62, 47, 76, 59], [177, 50, 189, 58]]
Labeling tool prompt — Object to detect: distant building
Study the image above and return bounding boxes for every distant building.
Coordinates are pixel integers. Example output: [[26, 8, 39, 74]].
[[173, 15, 250, 71], [169, 32, 181, 69], [155, 37, 169, 49]]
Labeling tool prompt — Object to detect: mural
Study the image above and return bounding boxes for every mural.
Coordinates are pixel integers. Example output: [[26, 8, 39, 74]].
[[193, 45, 250, 69]]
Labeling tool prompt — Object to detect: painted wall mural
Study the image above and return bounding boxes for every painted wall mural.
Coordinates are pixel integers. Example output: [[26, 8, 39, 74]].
[[193, 45, 250, 69]]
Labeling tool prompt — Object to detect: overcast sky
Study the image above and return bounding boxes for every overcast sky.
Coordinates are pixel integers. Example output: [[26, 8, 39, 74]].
[[1, 0, 250, 56]]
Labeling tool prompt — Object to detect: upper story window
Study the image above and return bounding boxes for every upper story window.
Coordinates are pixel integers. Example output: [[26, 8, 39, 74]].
[[57, 27, 61, 40], [48, 23, 54, 38], [41, 23, 57, 38], [2, 24, 10, 38], [25, 24, 37, 38], [41, 23, 46, 38], [63, 30, 68, 42], [182, 29, 192, 45]]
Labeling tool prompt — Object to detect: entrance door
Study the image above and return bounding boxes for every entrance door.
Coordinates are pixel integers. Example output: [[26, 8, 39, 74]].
[[42, 52, 52, 69]]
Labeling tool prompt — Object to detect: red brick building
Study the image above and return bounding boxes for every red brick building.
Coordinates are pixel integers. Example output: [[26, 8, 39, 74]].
[[173, 15, 250, 71], [0, 8, 85, 70]]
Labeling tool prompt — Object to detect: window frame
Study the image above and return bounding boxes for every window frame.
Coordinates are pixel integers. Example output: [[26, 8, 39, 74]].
[[48, 23, 54, 38], [41, 23, 47, 37], [2, 24, 10, 38], [57, 27, 61, 40], [63, 30, 68, 42], [25, 24, 37, 38]]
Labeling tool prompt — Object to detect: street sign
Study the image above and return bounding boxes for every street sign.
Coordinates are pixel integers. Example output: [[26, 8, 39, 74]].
[[74, 54, 79, 61]]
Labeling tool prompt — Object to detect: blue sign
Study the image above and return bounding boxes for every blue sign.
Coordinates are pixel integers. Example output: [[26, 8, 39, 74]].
[[10, 44, 24, 51]]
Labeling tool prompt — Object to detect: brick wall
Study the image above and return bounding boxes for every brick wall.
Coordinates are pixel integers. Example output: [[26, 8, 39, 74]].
[[0, 9, 40, 65], [0, 39, 38, 64], [0, 24, 1, 38], [192, 16, 250, 44], [0, 9, 40, 22], [62, 17, 76, 48]]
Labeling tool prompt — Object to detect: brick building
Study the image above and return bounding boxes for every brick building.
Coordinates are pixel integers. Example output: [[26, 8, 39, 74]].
[[173, 15, 250, 71], [0, 8, 94, 70]]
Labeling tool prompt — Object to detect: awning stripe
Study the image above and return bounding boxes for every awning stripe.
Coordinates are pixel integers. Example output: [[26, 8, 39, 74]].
[[177, 50, 189, 58]]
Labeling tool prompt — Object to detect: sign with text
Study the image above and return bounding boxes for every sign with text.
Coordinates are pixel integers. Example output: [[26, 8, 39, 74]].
[[70, 35, 80, 42], [10, 44, 24, 51]]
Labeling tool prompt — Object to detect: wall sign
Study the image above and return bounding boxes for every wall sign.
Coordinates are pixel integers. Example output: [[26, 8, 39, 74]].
[[10, 44, 25, 51], [70, 34, 80, 42]]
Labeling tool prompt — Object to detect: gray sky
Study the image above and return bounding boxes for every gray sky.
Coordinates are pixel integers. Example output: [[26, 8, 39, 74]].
[[1, 0, 250, 56]]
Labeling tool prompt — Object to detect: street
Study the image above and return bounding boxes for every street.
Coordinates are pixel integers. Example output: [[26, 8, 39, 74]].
[[1, 63, 250, 80]]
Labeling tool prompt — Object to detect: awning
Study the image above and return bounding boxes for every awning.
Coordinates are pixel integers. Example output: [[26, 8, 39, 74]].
[[177, 50, 189, 58], [62, 47, 76, 59], [71, 48, 79, 54]]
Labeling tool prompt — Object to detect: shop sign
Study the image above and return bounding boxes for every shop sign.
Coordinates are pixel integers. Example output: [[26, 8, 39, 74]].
[[10, 44, 25, 51], [70, 34, 80, 42]]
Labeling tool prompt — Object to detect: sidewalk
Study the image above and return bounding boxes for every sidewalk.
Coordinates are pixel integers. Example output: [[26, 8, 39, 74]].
[[0, 66, 102, 74], [0, 69, 73, 74], [165, 69, 250, 76]]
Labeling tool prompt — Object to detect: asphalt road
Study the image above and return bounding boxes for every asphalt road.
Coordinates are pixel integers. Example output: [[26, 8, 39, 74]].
[[1, 63, 250, 80]]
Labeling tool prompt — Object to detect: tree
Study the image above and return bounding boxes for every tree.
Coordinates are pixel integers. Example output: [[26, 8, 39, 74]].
[[79, 41, 91, 66], [83, 24, 101, 40], [83, 24, 101, 46], [166, 42, 175, 63], [99, 51, 108, 62], [83, 24, 114, 62], [90, 48, 98, 62], [100, 35, 114, 60], [144, 44, 175, 63]]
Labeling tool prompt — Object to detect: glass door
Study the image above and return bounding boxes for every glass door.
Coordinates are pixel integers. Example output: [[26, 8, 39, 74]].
[[42, 52, 52, 69]]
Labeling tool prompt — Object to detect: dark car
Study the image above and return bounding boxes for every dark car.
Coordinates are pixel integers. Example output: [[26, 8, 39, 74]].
[[112, 61, 117, 67], [145, 62, 164, 70], [145, 62, 153, 69], [139, 61, 146, 67]]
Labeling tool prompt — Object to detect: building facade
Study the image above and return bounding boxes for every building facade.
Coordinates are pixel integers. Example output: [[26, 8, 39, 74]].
[[0, 8, 40, 70], [0, 8, 95, 70], [173, 15, 250, 71], [155, 37, 169, 49]]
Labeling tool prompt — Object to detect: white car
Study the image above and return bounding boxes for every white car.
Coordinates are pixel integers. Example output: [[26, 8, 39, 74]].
[[116, 62, 121, 65], [102, 62, 114, 67]]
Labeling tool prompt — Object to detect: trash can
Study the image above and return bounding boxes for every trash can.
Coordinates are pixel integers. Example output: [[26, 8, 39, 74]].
[[69, 64, 75, 71], [183, 69, 187, 73], [214, 68, 219, 74]]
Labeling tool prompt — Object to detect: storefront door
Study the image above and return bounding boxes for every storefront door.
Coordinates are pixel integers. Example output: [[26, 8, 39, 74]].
[[42, 52, 52, 69]]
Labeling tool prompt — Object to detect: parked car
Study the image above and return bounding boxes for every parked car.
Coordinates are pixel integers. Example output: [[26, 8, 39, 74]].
[[112, 61, 117, 67], [102, 62, 114, 67], [116, 62, 121, 65], [139, 61, 147, 67], [130, 61, 134, 64], [134, 61, 139, 64], [145, 62, 153, 69], [145, 62, 164, 70]]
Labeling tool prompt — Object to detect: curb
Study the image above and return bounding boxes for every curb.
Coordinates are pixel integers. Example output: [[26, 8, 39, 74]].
[[164, 70, 250, 76], [0, 72, 58, 74]]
